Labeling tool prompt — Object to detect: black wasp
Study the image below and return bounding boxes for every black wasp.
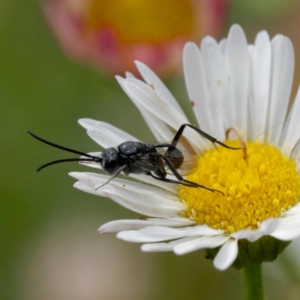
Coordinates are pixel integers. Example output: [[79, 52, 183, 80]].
[[27, 124, 240, 193]]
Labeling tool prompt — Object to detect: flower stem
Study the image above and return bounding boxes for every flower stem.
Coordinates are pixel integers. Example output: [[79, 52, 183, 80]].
[[243, 264, 264, 300]]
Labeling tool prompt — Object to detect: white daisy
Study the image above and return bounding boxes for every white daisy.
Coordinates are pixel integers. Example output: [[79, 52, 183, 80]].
[[69, 24, 300, 271]]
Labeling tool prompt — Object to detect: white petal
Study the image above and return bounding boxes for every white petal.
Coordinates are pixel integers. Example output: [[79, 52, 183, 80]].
[[270, 222, 300, 241], [123, 78, 188, 127], [259, 218, 280, 232], [280, 86, 300, 155], [183, 42, 215, 135], [79, 118, 139, 143], [118, 224, 224, 244], [213, 238, 238, 271], [251, 31, 271, 142], [86, 129, 127, 149], [293, 143, 300, 164], [75, 174, 183, 206], [109, 193, 184, 219], [135, 61, 185, 115], [246, 45, 254, 140], [99, 218, 196, 233], [200, 36, 232, 136], [73, 181, 185, 218], [125, 71, 135, 78], [267, 35, 294, 145], [226, 24, 249, 136], [69, 171, 178, 198], [117, 75, 175, 141], [129, 173, 178, 193], [276, 215, 300, 227], [141, 237, 199, 252], [135, 109, 175, 141], [219, 38, 227, 54], [174, 235, 229, 255], [283, 203, 300, 216], [188, 225, 224, 235], [231, 218, 279, 242], [140, 225, 223, 237], [79, 152, 102, 169], [122, 78, 205, 153], [275, 208, 300, 224], [74, 181, 106, 197], [117, 226, 189, 243]]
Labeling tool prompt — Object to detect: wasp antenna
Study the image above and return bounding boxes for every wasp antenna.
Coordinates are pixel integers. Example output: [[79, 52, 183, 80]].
[[26, 130, 97, 159], [36, 158, 98, 173]]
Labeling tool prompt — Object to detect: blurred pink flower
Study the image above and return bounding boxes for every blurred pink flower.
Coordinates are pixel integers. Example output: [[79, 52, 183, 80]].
[[43, 0, 229, 77]]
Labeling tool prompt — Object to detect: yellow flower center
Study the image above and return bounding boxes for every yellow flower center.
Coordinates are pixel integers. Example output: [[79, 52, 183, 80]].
[[86, 0, 195, 43], [179, 140, 300, 234]]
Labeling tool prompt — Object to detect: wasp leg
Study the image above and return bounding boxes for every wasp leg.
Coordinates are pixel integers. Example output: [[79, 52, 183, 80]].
[[155, 154, 224, 195], [95, 165, 128, 190], [169, 123, 241, 150], [150, 173, 202, 188], [156, 155, 167, 177], [149, 173, 223, 195], [153, 143, 173, 149]]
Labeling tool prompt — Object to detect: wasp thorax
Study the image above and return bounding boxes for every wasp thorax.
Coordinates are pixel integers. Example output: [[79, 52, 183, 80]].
[[101, 148, 121, 175]]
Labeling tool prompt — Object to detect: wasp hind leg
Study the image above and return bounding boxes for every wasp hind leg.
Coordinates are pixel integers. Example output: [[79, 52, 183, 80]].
[[168, 123, 241, 151], [152, 154, 224, 195]]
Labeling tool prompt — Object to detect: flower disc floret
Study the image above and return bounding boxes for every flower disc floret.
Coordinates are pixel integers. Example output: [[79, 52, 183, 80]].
[[179, 140, 300, 233]]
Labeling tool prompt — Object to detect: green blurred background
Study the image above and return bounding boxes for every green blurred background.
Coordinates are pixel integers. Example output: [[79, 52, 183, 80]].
[[2, 0, 300, 299]]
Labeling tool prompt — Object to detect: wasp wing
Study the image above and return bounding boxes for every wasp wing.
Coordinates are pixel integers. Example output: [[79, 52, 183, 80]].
[[133, 152, 159, 172], [134, 141, 198, 176], [161, 141, 198, 176]]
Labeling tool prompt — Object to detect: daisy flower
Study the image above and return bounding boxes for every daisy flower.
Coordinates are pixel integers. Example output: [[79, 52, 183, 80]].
[[70, 24, 300, 273], [42, 0, 228, 77]]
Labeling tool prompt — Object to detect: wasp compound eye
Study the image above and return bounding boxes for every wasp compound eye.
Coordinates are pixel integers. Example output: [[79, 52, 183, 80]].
[[101, 148, 121, 175]]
